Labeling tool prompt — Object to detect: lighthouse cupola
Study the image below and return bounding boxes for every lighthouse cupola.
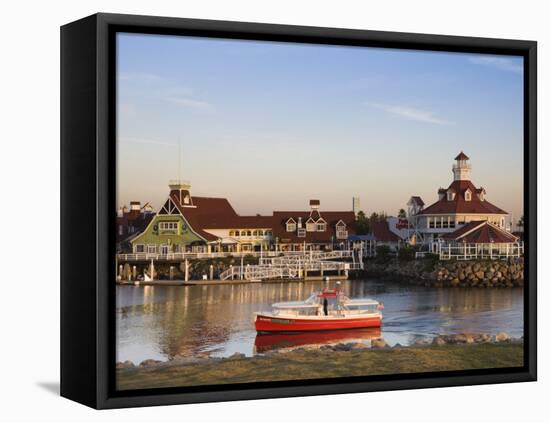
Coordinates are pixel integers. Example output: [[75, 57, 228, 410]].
[[452, 151, 471, 181]]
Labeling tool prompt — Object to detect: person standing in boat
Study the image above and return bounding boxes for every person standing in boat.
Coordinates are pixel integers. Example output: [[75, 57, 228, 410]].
[[323, 297, 329, 316]]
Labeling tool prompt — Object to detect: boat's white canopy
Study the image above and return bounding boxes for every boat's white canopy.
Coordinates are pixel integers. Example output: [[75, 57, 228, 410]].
[[272, 300, 319, 309], [345, 298, 379, 306]]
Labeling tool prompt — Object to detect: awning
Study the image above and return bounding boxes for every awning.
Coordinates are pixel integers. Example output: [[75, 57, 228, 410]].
[[207, 237, 239, 245]]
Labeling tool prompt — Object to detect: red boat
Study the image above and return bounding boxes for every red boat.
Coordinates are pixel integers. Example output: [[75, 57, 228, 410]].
[[254, 285, 383, 333]]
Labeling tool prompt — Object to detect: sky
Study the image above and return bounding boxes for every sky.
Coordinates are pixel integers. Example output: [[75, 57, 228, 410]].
[[117, 33, 524, 223]]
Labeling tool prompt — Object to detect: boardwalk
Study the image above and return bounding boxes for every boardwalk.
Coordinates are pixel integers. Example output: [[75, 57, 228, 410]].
[[219, 250, 362, 281]]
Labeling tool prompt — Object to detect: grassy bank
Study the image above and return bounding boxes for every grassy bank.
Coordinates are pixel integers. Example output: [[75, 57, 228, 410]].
[[116, 342, 523, 391]]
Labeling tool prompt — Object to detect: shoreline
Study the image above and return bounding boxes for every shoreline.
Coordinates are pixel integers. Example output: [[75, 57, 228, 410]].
[[116, 258, 524, 288], [116, 333, 523, 390]]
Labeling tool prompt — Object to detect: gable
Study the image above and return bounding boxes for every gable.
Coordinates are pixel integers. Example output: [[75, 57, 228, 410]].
[[158, 198, 181, 215]]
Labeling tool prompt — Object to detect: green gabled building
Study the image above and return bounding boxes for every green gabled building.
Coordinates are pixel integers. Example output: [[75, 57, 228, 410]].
[[129, 181, 209, 254], [129, 180, 275, 254]]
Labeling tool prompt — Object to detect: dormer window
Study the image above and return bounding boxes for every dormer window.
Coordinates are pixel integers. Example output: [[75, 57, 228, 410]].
[[286, 218, 296, 232], [447, 190, 455, 201], [464, 189, 472, 201], [306, 218, 316, 232], [316, 218, 327, 232], [183, 194, 190, 204], [336, 220, 347, 239]]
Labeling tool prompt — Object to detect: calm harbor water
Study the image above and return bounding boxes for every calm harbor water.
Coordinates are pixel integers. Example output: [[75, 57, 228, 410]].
[[116, 279, 524, 363]]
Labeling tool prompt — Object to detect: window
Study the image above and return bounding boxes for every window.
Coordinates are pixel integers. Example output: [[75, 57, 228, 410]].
[[464, 190, 472, 201], [159, 221, 179, 231], [479, 192, 485, 201], [234, 230, 240, 237], [316, 223, 326, 232], [258, 230, 264, 236], [286, 221, 296, 232], [297, 228, 306, 237], [253, 230, 259, 236], [183, 195, 190, 204], [160, 245, 169, 254], [135, 244, 145, 253], [447, 191, 455, 201], [336, 229, 348, 239], [147, 245, 157, 254], [265, 230, 273, 237], [229, 230, 235, 237], [306, 220, 316, 232], [247, 230, 252, 236]]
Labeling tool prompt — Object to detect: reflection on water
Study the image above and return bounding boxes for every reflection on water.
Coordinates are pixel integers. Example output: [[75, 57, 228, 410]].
[[254, 328, 382, 353], [116, 279, 524, 363]]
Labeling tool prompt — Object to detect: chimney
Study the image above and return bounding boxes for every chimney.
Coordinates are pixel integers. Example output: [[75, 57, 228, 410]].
[[297, 217, 302, 228]]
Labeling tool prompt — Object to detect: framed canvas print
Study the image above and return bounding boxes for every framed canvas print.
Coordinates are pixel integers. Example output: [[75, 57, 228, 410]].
[[60, 13, 537, 409]]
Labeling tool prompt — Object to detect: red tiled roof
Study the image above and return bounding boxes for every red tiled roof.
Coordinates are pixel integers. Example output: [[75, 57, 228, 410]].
[[116, 210, 154, 243], [170, 194, 273, 242], [420, 180, 507, 215], [442, 221, 485, 240], [443, 221, 517, 243], [371, 221, 402, 243], [272, 211, 356, 243]]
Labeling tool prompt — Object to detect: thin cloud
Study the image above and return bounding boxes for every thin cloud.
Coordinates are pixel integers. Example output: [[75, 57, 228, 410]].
[[468, 56, 523, 74], [119, 72, 164, 82], [168, 97, 214, 111], [367, 102, 452, 125], [119, 137, 177, 148]]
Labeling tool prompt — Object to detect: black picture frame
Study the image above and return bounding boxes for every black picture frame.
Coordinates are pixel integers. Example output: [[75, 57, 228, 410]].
[[60, 12, 537, 409]]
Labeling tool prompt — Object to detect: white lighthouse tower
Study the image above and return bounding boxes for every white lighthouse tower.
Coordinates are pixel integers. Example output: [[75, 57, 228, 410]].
[[452, 151, 472, 181]]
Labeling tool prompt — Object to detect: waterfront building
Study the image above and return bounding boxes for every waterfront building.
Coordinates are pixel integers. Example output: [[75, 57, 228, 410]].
[[407, 152, 521, 257], [129, 181, 272, 254], [116, 201, 155, 252], [272, 200, 356, 251], [370, 220, 403, 251]]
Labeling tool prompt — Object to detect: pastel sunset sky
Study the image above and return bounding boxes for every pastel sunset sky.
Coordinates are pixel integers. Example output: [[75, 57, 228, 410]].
[[117, 33, 524, 222]]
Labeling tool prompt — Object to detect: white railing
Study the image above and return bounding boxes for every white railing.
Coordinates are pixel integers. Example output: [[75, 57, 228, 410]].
[[219, 260, 361, 281], [119, 250, 287, 262], [117, 249, 354, 263], [259, 250, 353, 266], [438, 242, 524, 261]]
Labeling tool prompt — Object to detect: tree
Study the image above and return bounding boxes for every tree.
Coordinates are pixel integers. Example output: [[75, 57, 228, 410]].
[[517, 215, 525, 232], [398, 244, 416, 261], [355, 210, 369, 235], [398, 208, 407, 219]]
